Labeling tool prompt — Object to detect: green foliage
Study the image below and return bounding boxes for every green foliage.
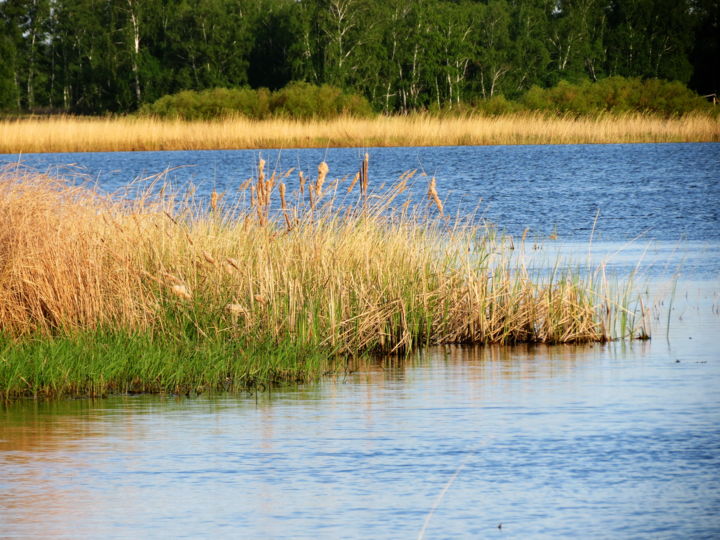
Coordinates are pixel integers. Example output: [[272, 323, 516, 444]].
[[140, 87, 271, 120], [0, 35, 19, 112], [0, 0, 716, 115], [0, 330, 330, 400], [474, 95, 523, 116], [140, 82, 373, 120], [518, 77, 713, 116]]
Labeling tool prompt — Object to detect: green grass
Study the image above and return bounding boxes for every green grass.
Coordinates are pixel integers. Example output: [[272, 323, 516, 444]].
[[0, 330, 331, 400]]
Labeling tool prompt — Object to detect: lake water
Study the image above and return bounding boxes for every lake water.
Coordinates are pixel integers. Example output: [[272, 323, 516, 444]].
[[1, 144, 719, 538], [4, 143, 719, 241]]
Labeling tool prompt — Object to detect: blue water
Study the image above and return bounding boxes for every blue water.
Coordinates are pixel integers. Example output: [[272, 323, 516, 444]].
[[1, 308, 719, 539], [3, 142, 719, 241], [1, 144, 719, 538]]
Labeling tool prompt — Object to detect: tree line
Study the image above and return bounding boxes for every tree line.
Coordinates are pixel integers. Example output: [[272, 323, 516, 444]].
[[1, 0, 717, 115]]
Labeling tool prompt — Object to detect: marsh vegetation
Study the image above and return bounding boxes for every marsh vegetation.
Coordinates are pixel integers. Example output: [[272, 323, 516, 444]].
[[2, 112, 718, 154], [0, 158, 649, 401]]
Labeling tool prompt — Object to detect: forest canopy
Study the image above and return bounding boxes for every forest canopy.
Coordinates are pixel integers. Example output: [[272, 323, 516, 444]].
[[0, 0, 717, 115]]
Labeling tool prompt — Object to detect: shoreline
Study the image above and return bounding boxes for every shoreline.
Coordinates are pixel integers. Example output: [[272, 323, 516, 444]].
[[1, 113, 718, 154]]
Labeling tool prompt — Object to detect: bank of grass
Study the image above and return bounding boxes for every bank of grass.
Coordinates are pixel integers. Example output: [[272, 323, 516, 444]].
[[0, 112, 718, 154], [0, 160, 648, 401]]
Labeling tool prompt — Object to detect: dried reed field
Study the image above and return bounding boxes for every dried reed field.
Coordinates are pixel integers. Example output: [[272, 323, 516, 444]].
[[0, 159, 648, 400], [1, 113, 718, 153]]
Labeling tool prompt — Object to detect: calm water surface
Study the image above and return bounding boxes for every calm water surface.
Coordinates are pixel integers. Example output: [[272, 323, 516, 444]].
[[1, 144, 718, 538]]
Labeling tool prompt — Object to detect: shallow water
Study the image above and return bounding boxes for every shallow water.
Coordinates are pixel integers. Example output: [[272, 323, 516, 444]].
[[1, 143, 719, 538]]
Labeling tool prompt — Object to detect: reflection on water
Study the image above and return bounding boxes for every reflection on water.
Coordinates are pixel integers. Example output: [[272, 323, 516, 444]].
[[2, 285, 718, 538], [1, 142, 719, 537]]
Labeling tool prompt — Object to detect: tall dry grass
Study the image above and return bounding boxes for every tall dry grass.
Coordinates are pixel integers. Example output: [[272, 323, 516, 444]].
[[0, 160, 644, 345], [0, 160, 648, 398], [0, 112, 717, 153]]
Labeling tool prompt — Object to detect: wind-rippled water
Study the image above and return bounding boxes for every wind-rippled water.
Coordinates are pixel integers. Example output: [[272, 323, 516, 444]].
[[1, 143, 719, 538], [3, 142, 719, 241]]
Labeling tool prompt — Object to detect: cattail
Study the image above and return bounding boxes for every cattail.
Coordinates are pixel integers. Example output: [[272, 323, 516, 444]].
[[256, 158, 267, 213], [202, 251, 216, 265], [279, 182, 287, 210], [361, 153, 369, 197], [266, 173, 276, 201], [299, 171, 306, 194], [258, 158, 266, 183], [210, 190, 218, 211], [428, 177, 443, 215], [171, 284, 192, 300], [226, 257, 241, 270], [316, 161, 329, 197]]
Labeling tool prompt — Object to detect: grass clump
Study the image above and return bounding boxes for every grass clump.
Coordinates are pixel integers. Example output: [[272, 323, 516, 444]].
[[0, 159, 648, 401]]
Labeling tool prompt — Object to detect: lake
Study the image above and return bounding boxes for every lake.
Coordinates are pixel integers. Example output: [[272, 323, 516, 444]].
[[1, 143, 719, 538], [5, 143, 719, 242]]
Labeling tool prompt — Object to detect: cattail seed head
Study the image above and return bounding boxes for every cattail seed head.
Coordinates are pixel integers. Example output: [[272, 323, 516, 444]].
[[428, 177, 443, 215], [226, 257, 241, 270], [202, 251, 216, 265], [316, 162, 329, 197], [279, 182, 287, 210]]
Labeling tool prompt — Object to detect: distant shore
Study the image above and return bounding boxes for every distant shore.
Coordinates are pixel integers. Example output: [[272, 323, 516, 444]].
[[1, 113, 718, 154]]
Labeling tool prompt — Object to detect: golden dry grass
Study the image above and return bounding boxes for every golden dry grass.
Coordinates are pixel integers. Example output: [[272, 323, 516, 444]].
[[0, 161, 645, 352], [0, 113, 717, 153]]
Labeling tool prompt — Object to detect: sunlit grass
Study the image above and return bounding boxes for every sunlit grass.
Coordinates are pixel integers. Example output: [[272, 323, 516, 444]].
[[0, 159, 648, 400], [0, 112, 717, 154]]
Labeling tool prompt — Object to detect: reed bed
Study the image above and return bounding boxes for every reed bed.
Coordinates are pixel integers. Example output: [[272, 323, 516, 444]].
[[1, 112, 717, 154], [0, 160, 648, 400]]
